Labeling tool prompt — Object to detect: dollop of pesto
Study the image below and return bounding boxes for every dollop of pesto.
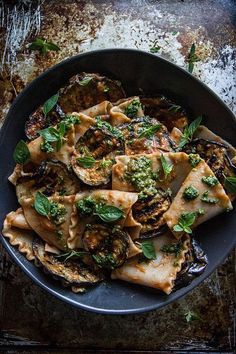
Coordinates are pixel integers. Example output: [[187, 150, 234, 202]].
[[124, 156, 158, 198], [202, 175, 219, 187], [183, 185, 199, 200], [188, 153, 201, 167], [49, 202, 67, 225]]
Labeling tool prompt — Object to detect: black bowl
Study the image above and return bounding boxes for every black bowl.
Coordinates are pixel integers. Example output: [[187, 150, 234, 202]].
[[0, 49, 235, 314]]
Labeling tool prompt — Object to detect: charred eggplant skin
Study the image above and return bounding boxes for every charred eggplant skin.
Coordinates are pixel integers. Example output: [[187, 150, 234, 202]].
[[32, 238, 104, 285], [174, 237, 208, 290], [132, 188, 171, 239], [82, 224, 129, 270], [182, 138, 236, 182]]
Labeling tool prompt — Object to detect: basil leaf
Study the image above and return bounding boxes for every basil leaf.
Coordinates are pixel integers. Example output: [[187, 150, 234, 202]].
[[43, 93, 59, 116], [95, 204, 124, 223], [185, 310, 199, 322], [34, 191, 51, 217], [168, 104, 182, 113], [150, 46, 161, 53], [39, 127, 59, 142], [187, 43, 200, 73], [224, 176, 236, 194], [160, 154, 173, 178], [77, 156, 96, 168], [78, 77, 93, 86], [29, 38, 60, 55], [179, 116, 202, 149], [141, 240, 156, 260], [13, 140, 30, 165], [173, 224, 183, 232], [138, 124, 161, 138], [179, 212, 196, 227]]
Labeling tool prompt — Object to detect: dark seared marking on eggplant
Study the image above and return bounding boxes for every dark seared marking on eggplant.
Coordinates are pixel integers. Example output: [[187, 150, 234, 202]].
[[82, 224, 129, 270], [32, 238, 105, 285], [132, 188, 171, 239], [16, 160, 80, 198], [141, 97, 188, 131], [25, 105, 65, 140], [58, 73, 125, 113], [182, 138, 236, 182], [119, 117, 175, 154], [76, 125, 125, 160], [174, 238, 208, 290]]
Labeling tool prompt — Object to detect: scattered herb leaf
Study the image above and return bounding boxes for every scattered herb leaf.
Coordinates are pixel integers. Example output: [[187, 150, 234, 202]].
[[178, 116, 202, 149], [56, 250, 87, 262], [78, 76, 93, 86], [94, 204, 124, 223], [77, 156, 96, 168], [29, 38, 60, 55], [13, 140, 30, 164], [160, 154, 173, 178], [43, 93, 59, 116], [224, 176, 236, 194], [187, 43, 200, 73], [34, 191, 51, 217], [141, 240, 156, 260], [185, 310, 200, 322], [168, 104, 182, 113], [173, 212, 196, 234], [124, 99, 141, 118], [150, 46, 161, 53], [138, 124, 161, 139]]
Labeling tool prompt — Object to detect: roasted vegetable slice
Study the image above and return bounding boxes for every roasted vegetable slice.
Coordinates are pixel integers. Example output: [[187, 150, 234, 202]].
[[16, 160, 80, 199], [33, 238, 104, 285], [82, 224, 129, 270], [71, 156, 113, 186], [174, 237, 208, 290], [58, 73, 125, 113], [182, 138, 236, 182], [119, 117, 175, 154], [25, 105, 64, 140], [141, 97, 188, 131], [132, 188, 171, 239]]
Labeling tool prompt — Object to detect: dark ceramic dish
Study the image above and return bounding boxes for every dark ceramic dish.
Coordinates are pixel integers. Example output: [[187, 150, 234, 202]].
[[0, 49, 235, 314]]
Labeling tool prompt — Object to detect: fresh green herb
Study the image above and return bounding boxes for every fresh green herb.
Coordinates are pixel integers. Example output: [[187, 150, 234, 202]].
[[183, 185, 199, 200], [168, 104, 182, 113], [184, 310, 200, 322], [34, 192, 66, 224], [43, 93, 59, 116], [141, 240, 156, 260], [179, 116, 202, 149], [103, 86, 110, 92], [124, 156, 158, 197], [187, 43, 200, 73], [78, 76, 93, 86], [201, 191, 219, 204], [40, 140, 54, 153], [94, 204, 124, 223], [124, 99, 141, 118], [189, 153, 201, 167], [56, 250, 87, 262], [13, 140, 30, 164], [138, 124, 161, 139], [202, 175, 219, 187], [34, 191, 51, 217], [39, 120, 68, 153], [76, 197, 96, 216], [62, 115, 80, 130], [224, 176, 236, 194], [95, 116, 123, 139], [150, 46, 161, 53], [161, 242, 183, 257], [29, 38, 60, 55], [172, 30, 178, 35], [173, 212, 196, 234], [77, 156, 96, 168], [160, 154, 173, 178]]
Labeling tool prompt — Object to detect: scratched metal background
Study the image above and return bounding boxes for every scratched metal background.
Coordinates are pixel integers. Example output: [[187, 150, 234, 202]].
[[0, 0, 235, 353]]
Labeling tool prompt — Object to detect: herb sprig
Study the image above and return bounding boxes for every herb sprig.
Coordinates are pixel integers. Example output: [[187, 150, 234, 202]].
[[173, 212, 196, 234], [178, 116, 202, 149], [56, 250, 87, 262], [224, 176, 236, 194], [29, 38, 60, 55], [77, 156, 96, 168], [13, 140, 30, 164], [187, 43, 200, 73], [160, 154, 173, 178], [138, 124, 162, 139], [141, 240, 156, 260]]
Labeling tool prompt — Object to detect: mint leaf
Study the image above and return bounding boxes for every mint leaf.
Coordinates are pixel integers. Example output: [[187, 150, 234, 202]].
[[160, 154, 173, 178]]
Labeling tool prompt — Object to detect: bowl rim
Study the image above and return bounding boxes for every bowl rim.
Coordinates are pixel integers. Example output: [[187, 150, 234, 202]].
[[0, 48, 235, 315]]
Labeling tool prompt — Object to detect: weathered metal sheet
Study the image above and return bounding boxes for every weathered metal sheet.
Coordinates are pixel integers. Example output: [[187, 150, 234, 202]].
[[0, 0, 235, 352]]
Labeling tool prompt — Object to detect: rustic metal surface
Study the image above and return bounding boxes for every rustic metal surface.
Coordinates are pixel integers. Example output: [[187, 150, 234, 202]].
[[0, 0, 235, 352]]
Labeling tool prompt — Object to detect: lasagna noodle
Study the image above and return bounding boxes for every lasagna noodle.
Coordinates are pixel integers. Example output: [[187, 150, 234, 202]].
[[21, 195, 76, 251], [81, 101, 112, 117], [112, 151, 192, 196], [2, 208, 35, 260], [110, 97, 144, 126], [164, 159, 232, 238], [112, 232, 190, 294]]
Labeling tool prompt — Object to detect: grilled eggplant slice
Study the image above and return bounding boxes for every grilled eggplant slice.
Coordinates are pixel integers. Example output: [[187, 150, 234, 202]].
[[174, 237, 208, 290], [16, 160, 80, 199], [76, 124, 124, 160], [119, 117, 175, 154], [182, 138, 236, 182], [58, 73, 125, 113], [25, 105, 64, 140], [141, 97, 188, 131], [33, 238, 104, 285], [82, 224, 129, 270], [132, 188, 171, 239]]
